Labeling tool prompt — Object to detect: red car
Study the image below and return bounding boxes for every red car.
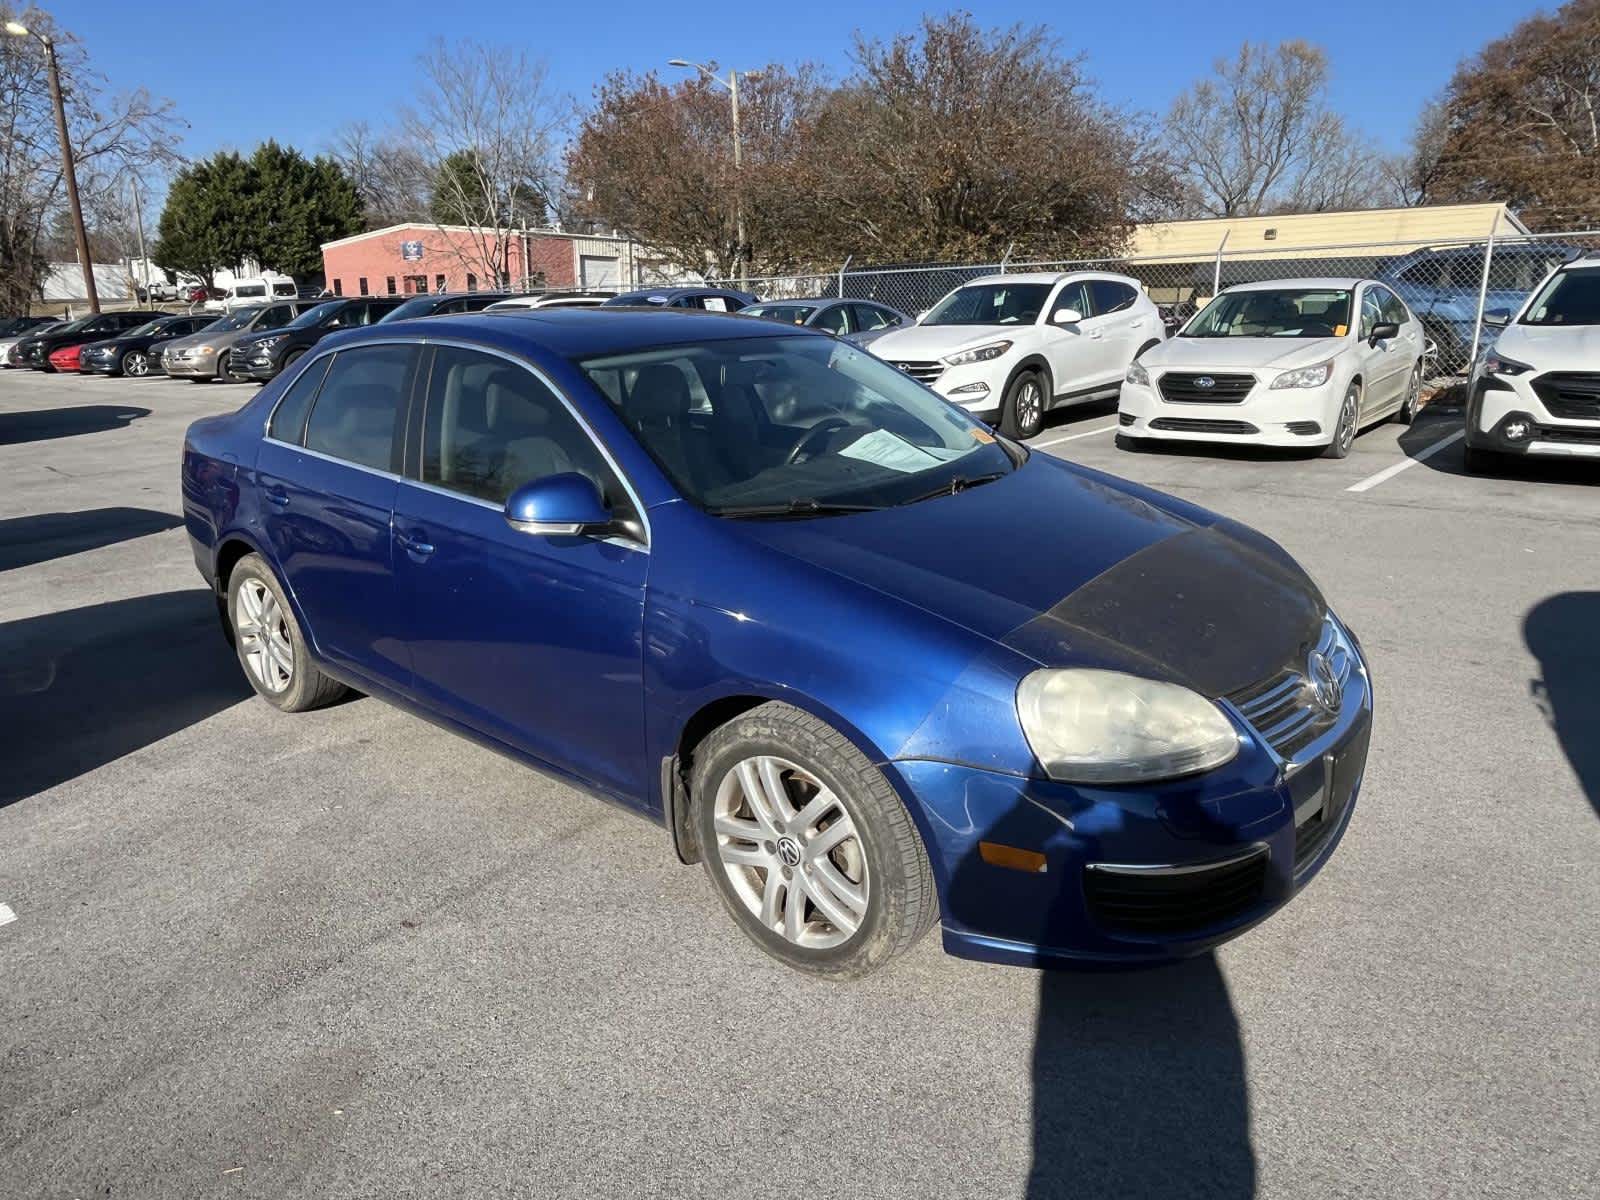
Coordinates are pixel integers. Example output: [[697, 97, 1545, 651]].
[[47, 344, 85, 372]]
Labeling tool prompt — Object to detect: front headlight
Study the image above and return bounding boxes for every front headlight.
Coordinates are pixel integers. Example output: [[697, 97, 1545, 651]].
[[944, 340, 1012, 366], [1125, 362, 1150, 387], [1483, 352, 1532, 376], [1016, 668, 1240, 784], [252, 335, 285, 352], [1270, 361, 1333, 389]]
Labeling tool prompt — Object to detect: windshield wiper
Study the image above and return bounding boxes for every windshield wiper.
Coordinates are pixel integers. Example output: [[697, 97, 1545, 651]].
[[898, 471, 1008, 506], [706, 498, 882, 519]]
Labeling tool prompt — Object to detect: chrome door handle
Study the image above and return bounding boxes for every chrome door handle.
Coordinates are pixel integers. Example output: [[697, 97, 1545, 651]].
[[264, 487, 289, 506], [397, 531, 434, 556]]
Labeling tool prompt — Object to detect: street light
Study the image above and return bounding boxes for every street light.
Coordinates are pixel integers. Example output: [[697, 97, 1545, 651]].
[[668, 57, 757, 291], [5, 17, 98, 312]]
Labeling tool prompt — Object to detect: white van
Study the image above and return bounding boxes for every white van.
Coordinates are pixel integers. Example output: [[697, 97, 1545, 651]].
[[206, 277, 299, 311]]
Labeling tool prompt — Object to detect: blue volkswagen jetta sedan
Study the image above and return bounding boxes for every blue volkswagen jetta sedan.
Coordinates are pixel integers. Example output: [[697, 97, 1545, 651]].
[[181, 309, 1371, 978]]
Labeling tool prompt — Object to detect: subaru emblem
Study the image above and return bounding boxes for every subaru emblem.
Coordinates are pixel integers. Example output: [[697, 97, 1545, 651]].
[[1195, 375, 1216, 389]]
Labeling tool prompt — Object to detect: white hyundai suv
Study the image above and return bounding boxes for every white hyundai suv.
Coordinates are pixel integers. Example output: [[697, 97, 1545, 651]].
[[1465, 255, 1600, 473], [868, 272, 1164, 438]]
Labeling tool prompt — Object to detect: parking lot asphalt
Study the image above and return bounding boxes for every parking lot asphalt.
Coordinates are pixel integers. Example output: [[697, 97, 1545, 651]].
[[1, 370, 1595, 1200]]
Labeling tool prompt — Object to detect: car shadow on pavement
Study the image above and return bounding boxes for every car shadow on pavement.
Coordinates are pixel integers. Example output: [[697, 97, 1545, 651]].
[[0, 404, 151, 445], [0, 589, 252, 807], [1524, 593, 1600, 819], [0, 508, 182, 572], [1399, 411, 1598, 485]]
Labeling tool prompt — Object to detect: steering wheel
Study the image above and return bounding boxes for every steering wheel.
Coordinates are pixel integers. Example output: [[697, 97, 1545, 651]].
[[785, 417, 855, 466]]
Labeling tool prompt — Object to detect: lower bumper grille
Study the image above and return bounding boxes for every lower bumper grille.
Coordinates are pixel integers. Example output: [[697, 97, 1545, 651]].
[[1150, 417, 1259, 435], [1286, 420, 1322, 436], [1085, 847, 1269, 935], [1532, 372, 1600, 420]]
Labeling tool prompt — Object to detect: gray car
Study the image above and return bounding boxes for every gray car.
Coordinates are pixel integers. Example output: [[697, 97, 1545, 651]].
[[740, 298, 911, 347], [159, 298, 324, 381]]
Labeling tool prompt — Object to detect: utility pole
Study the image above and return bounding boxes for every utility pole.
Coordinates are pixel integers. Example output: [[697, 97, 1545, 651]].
[[5, 20, 99, 312], [668, 58, 756, 290], [130, 174, 149, 296]]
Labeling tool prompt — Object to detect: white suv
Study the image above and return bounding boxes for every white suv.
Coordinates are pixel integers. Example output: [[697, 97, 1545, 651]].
[[868, 272, 1164, 438], [1465, 255, 1600, 473]]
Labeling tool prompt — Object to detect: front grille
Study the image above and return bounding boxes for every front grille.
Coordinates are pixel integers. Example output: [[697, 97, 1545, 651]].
[[892, 359, 944, 385], [1149, 417, 1259, 435], [1285, 421, 1322, 436], [1229, 616, 1354, 760], [1085, 847, 1268, 934], [1532, 372, 1600, 421], [1158, 372, 1256, 403]]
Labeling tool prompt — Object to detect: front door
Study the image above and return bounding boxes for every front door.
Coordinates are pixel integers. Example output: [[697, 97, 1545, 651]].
[[1354, 286, 1406, 416], [1040, 279, 1119, 398], [392, 344, 650, 803], [254, 342, 419, 691]]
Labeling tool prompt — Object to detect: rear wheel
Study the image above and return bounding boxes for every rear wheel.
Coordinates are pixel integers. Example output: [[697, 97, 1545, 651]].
[[121, 350, 149, 378], [1322, 383, 1360, 459], [1395, 363, 1422, 424], [999, 369, 1046, 440], [691, 702, 936, 978], [227, 554, 348, 712]]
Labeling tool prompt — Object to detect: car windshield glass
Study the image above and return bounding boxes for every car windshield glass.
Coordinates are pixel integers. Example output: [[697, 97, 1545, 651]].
[[209, 307, 261, 331], [52, 316, 95, 334], [744, 304, 817, 325], [125, 320, 165, 337], [923, 283, 1052, 326], [1520, 269, 1600, 326], [289, 301, 342, 329], [1181, 289, 1352, 338], [381, 295, 442, 322], [579, 334, 1016, 514]]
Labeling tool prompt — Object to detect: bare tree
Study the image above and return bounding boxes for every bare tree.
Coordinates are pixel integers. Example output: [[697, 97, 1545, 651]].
[[1165, 41, 1378, 217], [1382, 99, 1450, 207], [330, 120, 428, 226], [398, 38, 567, 286]]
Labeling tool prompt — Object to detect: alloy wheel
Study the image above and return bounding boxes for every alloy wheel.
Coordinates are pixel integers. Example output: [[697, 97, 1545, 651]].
[[234, 578, 294, 693], [124, 351, 148, 377], [712, 755, 869, 949], [1401, 368, 1420, 420], [1338, 390, 1358, 453], [1016, 378, 1043, 436]]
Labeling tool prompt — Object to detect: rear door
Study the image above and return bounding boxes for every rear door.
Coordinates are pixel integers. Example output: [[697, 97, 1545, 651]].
[[1087, 279, 1153, 369], [254, 342, 421, 691]]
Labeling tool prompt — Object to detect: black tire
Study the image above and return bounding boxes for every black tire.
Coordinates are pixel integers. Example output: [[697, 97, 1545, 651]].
[[1463, 444, 1503, 475], [226, 553, 348, 712], [691, 702, 937, 979], [1395, 363, 1422, 425], [999, 369, 1047, 440], [1115, 432, 1145, 452], [215, 355, 236, 383], [1322, 382, 1360, 459], [283, 348, 305, 370]]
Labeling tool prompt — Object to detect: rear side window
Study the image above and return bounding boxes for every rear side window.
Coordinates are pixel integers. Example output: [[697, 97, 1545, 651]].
[[267, 355, 333, 443], [1089, 280, 1139, 315], [302, 344, 417, 471]]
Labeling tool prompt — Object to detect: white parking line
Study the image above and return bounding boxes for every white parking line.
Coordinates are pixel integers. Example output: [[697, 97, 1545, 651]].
[[1032, 423, 1119, 449], [1346, 430, 1464, 493], [0, 903, 16, 928]]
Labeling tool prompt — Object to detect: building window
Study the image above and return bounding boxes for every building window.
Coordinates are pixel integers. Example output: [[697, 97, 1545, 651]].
[[386, 276, 396, 295], [333, 278, 343, 296], [404, 274, 427, 294], [466, 273, 477, 292], [358, 276, 368, 295], [435, 274, 447, 293]]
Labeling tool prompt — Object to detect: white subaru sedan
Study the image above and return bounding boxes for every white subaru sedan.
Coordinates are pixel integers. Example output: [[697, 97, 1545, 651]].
[[1117, 278, 1426, 458]]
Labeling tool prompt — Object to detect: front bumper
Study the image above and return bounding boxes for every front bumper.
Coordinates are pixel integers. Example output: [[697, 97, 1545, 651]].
[[900, 659, 1372, 968], [163, 347, 223, 377], [235, 345, 285, 380], [1119, 376, 1339, 447], [79, 353, 119, 375], [1467, 373, 1600, 458]]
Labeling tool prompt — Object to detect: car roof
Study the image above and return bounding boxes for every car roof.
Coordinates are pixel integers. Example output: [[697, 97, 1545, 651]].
[[963, 271, 1141, 287], [1224, 277, 1367, 292], [344, 305, 815, 358]]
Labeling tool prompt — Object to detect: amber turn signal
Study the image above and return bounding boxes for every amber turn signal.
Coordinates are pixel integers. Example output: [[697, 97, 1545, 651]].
[[978, 841, 1048, 874]]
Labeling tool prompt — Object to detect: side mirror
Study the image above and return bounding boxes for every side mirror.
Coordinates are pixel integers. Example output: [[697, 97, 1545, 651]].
[[1051, 308, 1083, 325], [1483, 309, 1511, 328], [504, 473, 610, 536], [1369, 321, 1400, 343]]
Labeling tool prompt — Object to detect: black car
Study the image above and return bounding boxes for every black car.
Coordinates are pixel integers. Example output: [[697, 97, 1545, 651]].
[[13, 310, 163, 371], [601, 286, 757, 311], [229, 296, 406, 381], [0, 315, 55, 338], [78, 313, 223, 377], [376, 292, 529, 322]]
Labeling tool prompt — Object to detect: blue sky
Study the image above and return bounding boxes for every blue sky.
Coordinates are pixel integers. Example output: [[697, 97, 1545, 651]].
[[59, 0, 1545, 166]]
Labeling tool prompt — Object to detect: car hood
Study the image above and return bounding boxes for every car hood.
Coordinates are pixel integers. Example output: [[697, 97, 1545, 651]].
[[736, 454, 1323, 697], [1492, 322, 1600, 368], [869, 323, 1019, 361], [1146, 336, 1344, 372], [164, 328, 247, 351]]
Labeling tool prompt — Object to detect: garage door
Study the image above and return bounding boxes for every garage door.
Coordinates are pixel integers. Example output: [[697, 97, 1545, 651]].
[[580, 255, 620, 289]]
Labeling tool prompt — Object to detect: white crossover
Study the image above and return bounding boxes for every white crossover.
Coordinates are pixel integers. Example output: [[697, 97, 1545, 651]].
[[1118, 278, 1425, 458], [869, 272, 1164, 439], [1464, 254, 1600, 473]]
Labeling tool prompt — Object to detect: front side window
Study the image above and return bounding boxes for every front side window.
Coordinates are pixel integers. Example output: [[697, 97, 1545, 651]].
[[1375, 286, 1409, 327], [422, 346, 623, 509], [579, 334, 1015, 514], [1358, 290, 1383, 339], [812, 305, 850, 335], [744, 303, 817, 326], [1520, 268, 1600, 326], [272, 282, 296, 296], [302, 343, 417, 471], [1181, 289, 1353, 338], [288, 301, 343, 330], [852, 304, 898, 331], [234, 285, 267, 298], [923, 283, 1052, 326]]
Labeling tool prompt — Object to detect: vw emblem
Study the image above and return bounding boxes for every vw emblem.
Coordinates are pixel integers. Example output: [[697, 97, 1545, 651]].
[[1307, 650, 1343, 713], [1194, 375, 1216, 389], [776, 837, 803, 867]]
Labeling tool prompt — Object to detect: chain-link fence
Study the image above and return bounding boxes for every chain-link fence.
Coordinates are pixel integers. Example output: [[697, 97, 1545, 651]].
[[711, 227, 1600, 384]]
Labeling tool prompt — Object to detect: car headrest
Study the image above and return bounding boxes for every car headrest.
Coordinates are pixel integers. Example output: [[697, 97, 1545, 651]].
[[630, 364, 692, 429]]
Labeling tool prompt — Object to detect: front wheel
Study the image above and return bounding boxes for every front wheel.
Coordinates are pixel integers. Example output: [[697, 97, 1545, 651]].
[[1322, 383, 1360, 459], [692, 702, 936, 979], [121, 350, 149, 378], [227, 554, 348, 712], [999, 370, 1047, 440]]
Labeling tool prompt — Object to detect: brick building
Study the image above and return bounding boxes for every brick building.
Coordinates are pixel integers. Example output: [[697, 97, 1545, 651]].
[[320, 223, 642, 297]]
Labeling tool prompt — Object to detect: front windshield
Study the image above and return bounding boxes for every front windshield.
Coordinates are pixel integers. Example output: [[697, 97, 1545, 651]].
[[1182, 289, 1352, 338], [1520, 269, 1600, 326], [289, 300, 342, 329], [579, 334, 1016, 513], [744, 304, 817, 326], [126, 320, 165, 338], [923, 282, 1052, 326], [210, 306, 264, 331], [382, 295, 442, 322]]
